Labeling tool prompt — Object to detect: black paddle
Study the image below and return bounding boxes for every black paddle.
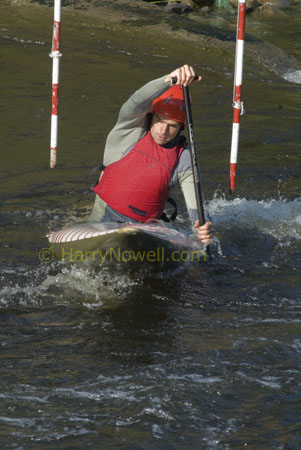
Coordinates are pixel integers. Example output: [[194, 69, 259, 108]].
[[182, 85, 206, 227], [177, 82, 211, 260], [171, 77, 206, 226]]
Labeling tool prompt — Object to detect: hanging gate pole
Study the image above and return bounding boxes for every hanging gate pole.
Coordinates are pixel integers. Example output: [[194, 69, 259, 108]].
[[49, 0, 62, 168], [229, 0, 246, 193]]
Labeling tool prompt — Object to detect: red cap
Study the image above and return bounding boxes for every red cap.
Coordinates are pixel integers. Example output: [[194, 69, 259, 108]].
[[151, 85, 186, 123]]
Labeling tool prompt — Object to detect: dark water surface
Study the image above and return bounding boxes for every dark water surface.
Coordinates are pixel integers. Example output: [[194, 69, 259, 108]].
[[1, 2, 300, 449]]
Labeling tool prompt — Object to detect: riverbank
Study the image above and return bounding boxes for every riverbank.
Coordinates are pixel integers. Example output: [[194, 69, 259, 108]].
[[5, 0, 300, 79]]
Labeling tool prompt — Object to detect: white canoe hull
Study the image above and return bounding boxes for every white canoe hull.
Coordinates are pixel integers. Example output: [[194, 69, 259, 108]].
[[48, 222, 205, 267]]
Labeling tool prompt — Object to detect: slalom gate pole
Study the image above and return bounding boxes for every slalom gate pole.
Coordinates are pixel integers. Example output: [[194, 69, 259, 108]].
[[49, 0, 62, 168], [229, 0, 246, 193]]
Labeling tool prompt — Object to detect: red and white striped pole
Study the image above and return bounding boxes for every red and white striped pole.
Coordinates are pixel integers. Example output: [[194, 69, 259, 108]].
[[229, 0, 246, 193], [49, 0, 62, 168]]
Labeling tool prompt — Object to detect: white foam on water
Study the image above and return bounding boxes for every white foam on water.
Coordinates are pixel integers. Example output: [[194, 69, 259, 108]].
[[0, 268, 47, 308], [283, 69, 301, 84], [167, 374, 222, 384], [38, 263, 142, 307], [1, 34, 45, 46], [1, 197, 299, 309], [55, 387, 138, 403], [208, 195, 301, 242], [0, 416, 35, 427], [142, 407, 174, 421], [254, 377, 281, 390], [0, 261, 141, 309]]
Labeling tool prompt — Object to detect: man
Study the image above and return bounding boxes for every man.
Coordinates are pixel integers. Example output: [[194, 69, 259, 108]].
[[89, 64, 213, 245]]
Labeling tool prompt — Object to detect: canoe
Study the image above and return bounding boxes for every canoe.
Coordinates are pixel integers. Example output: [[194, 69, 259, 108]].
[[47, 221, 206, 269]]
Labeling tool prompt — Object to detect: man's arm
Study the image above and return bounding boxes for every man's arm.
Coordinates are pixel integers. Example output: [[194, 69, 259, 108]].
[[103, 76, 169, 165], [103, 64, 201, 166], [116, 77, 169, 128], [115, 64, 201, 129]]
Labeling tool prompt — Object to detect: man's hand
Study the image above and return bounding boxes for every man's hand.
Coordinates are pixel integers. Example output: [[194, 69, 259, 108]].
[[165, 64, 202, 87], [194, 220, 213, 244]]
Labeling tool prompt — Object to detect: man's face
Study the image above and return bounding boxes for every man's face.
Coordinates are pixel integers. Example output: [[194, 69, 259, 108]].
[[150, 112, 182, 146]]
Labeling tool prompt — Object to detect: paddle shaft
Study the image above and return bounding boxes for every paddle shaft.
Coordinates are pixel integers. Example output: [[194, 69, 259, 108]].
[[182, 85, 206, 226]]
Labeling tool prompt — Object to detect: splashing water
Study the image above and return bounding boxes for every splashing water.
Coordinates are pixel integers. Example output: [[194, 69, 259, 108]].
[[283, 69, 301, 84], [208, 194, 301, 242]]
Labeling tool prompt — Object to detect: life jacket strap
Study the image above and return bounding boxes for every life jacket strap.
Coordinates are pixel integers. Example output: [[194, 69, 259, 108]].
[[160, 197, 178, 223], [88, 164, 106, 188]]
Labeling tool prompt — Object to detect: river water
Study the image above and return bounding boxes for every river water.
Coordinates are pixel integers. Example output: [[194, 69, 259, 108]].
[[1, 1, 300, 448]]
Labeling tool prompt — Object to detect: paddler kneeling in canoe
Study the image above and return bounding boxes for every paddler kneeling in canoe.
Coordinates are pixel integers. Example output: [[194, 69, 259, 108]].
[[88, 64, 213, 245]]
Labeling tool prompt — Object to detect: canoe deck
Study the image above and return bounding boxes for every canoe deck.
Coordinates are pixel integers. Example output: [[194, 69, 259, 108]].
[[48, 222, 206, 267]]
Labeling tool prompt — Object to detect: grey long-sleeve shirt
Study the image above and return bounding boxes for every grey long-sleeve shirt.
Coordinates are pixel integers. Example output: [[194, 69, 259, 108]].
[[88, 76, 202, 225]]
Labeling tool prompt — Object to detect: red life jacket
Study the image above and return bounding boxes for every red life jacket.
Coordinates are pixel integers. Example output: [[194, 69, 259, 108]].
[[92, 131, 185, 222]]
